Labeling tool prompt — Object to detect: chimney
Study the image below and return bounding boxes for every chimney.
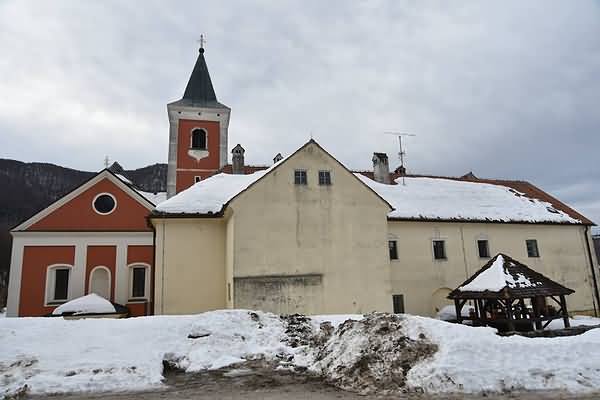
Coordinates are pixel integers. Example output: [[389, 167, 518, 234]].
[[372, 152, 390, 184], [231, 144, 245, 174], [273, 153, 283, 163]]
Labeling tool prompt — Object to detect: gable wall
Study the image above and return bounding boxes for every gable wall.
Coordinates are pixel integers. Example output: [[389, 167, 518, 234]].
[[388, 221, 596, 316], [28, 178, 151, 232], [228, 142, 393, 314]]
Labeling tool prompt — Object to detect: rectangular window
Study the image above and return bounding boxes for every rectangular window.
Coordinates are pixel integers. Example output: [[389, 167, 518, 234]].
[[54, 268, 70, 301], [433, 240, 446, 260], [318, 170, 332, 185], [294, 169, 307, 185], [389, 240, 398, 260], [477, 240, 490, 258], [392, 294, 405, 314], [194, 176, 202, 183], [132, 267, 146, 298], [526, 239, 540, 258]]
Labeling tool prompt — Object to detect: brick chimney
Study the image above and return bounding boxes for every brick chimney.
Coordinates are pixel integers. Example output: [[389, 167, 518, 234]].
[[372, 152, 390, 184], [231, 144, 245, 175]]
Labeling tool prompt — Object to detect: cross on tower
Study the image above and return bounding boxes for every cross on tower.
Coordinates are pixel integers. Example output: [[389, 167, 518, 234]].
[[198, 34, 206, 50], [104, 155, 110, 168]]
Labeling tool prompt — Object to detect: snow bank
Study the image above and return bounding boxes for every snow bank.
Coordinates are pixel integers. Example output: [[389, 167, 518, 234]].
[[405, 316, 600, 393], [52, 294, 116, 316], [3, 311, 600, 397], [357, 175, 580, 224]]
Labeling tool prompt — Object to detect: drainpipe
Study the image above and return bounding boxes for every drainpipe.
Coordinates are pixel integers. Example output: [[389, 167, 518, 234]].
[[584, 226, 599, 317]]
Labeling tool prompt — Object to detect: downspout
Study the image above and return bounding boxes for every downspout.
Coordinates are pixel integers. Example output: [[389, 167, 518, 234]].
[[584, 226, 599, 317]]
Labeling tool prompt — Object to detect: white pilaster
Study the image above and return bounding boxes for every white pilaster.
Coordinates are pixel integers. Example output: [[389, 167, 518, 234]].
[[6, 238, 24, 317], [115, 243, 128, 304]]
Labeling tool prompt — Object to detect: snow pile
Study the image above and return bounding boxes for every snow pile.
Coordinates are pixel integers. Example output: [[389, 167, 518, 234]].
[[3, 310, 600, 397], [357, 175, 580, 224], [312, 313, 437, 395], [436, 305, 474, 321], [52, 294, 116, 316], [0, 310, 294, 397], [459, 255, 537, 292], [405, 316, 600, 393]]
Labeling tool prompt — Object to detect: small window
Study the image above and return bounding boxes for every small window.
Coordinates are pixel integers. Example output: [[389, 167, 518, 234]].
[[392, 294, 405, 314], [53, 268, 70, 302], [131, 267, 146, 299], [294, 169, 307, 185], [318, 170, 331, 186], [194, 176, 202, 183], [93, 193, 116, 215], [191, 129, 207, 150], [477, 240, 490, 258], [433, 240, 446, 260], [389, 240, 398, 260], [526, 239, 540, 258]]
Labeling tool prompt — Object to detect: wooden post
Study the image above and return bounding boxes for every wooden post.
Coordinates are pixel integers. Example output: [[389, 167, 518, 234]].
[[454, 299, 463, 324], [531, 297, 542, 331], [505, 299, 515, 332], [560, 295, 570, 328]]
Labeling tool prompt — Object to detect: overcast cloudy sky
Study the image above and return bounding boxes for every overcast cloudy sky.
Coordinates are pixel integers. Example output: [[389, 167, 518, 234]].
[[0, 1, 599, 230]]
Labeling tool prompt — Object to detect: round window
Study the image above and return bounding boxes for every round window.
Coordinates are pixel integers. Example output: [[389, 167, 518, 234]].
[[93, 194, 116, 215]]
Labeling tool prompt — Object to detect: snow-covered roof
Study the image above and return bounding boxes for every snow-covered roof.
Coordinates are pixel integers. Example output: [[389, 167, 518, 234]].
[[458, 255, 536, 292], [155, 170, 269, 214], [138, 190, 167, 206], [356, 175, 580, 224], [51, 294, 116, 316], [449, 253, 574, 298]]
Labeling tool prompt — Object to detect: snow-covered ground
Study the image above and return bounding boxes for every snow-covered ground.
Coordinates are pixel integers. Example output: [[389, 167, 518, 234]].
[[2, 310, 600, 397]]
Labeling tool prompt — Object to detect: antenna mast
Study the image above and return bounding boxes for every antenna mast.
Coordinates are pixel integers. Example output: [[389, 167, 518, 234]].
[[384, 132, 416, 185]]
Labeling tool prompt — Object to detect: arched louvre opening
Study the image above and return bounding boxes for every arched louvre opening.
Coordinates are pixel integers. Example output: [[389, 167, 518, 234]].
[[191, 129, 207, 150]]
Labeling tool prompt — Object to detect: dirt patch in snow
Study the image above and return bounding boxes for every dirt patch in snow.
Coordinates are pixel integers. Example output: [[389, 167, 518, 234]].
[[312, 313, 438, 395]]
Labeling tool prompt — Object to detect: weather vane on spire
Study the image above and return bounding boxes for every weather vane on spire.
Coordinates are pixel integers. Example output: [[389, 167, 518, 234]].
[[198, 34, 206, 52]]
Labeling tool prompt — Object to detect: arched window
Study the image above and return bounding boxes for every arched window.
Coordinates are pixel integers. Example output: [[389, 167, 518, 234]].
[[128, 263, 150, 301], [191, 129, 207, 150], [89, 266, 111, 300], [45, 264, 73, 305]]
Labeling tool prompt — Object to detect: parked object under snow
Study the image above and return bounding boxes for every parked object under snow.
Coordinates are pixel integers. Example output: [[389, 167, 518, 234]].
[[51, 294, 117, 316], [449, 254, 574, 331]]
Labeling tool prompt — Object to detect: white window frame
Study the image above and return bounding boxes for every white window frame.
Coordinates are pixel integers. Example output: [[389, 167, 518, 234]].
[[91, 192, 117, 216], [128, 263, 151, 302], [88, 265, 112, 300], [45, 264, 73, 306], [190, 128, 208, 150]]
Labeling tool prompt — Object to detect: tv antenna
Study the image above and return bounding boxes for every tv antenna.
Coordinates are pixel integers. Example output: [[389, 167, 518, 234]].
[[384, 132, 416, 185]]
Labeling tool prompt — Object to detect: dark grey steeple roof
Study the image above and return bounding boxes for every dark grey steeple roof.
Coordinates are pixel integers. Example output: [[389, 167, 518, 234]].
[[171, 47, 229, 109]]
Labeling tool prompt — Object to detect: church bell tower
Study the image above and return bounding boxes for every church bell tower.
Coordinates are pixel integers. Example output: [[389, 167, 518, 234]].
[[166, 40, 231, 198]]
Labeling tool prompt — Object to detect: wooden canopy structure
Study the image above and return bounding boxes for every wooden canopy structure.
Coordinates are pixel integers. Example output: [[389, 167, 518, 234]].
[[448, 253, 575, 332]]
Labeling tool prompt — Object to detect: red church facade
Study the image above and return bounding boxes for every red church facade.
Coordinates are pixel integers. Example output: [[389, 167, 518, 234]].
[[7, 171, 157, 317]]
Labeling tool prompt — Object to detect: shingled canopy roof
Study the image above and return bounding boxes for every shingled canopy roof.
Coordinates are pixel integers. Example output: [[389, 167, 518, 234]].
[[448, 254, 574, 331], [449, 253, 574, 300]]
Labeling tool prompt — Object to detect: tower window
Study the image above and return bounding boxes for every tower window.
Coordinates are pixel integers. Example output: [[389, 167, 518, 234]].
[[191, 129, 207, 150]]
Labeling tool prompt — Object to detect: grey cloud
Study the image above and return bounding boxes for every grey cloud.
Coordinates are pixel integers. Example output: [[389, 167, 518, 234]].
[[0, 0, 598, 229]]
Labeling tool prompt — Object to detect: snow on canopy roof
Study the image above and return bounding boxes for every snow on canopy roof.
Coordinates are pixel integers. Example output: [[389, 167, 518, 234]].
[[52, 294, 116, 316], [449, 253, 574, 299], [355, 175, 580, 224]]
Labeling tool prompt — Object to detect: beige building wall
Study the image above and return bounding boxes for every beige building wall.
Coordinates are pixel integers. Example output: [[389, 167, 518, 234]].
[[228, 142, 393, 314], [153, 218, 226, 315], [388, 221, 597, 316]]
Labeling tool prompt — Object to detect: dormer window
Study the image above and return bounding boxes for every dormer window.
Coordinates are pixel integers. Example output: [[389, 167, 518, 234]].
[[191, 129, 207, 150]]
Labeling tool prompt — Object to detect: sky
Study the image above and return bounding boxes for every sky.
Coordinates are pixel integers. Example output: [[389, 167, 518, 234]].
[[0, 1, 599, 231]]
